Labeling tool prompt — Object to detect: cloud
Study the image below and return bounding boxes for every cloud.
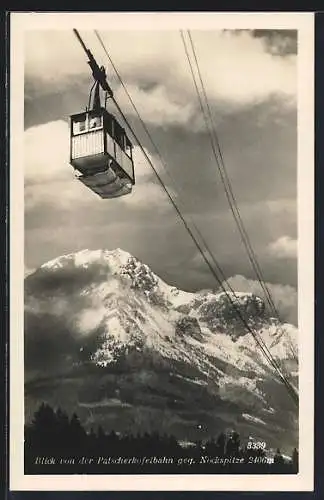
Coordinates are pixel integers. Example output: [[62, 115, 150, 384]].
[[24, 30, 298, 293], [24, 30, 87, 86], [250, 30, 297, 56], [25, 30, 296, 130], [24, 120, 87, 210], [24, 120, 70, 183], [229, 29, 297, 56], [77, 307, 107, 335], [24, 119, 169, 211], [114, 84, 196, 129], [24, 119, 158, 184], [268, 235, 297, 259], [222, 274, 298, 325]]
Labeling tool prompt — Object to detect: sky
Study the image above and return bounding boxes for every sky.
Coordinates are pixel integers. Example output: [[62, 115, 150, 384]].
[[24, 28, 298, 323]]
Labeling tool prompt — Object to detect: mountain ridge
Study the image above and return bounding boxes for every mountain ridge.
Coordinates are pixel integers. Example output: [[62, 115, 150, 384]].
[[24, 248, 298, 453]]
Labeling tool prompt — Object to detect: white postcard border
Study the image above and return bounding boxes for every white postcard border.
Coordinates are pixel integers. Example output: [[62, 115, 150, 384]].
[[9, 11, 314, 492]]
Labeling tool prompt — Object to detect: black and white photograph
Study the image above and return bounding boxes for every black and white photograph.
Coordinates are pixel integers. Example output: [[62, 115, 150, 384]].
[[10, 12, 314, 491]]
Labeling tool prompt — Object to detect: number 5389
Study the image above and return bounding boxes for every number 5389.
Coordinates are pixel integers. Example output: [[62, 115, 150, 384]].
[[247, 441, 266, 450]]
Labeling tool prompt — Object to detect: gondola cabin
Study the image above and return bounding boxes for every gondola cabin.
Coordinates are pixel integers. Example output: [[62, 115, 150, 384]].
[[69, 107, 135, 199]]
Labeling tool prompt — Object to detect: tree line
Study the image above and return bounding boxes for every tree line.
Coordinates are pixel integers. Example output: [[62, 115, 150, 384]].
[[24, 403, 298, 474]]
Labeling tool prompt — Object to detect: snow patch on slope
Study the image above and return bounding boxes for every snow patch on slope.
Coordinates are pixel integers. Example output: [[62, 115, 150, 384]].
[[41, 248, 131, 272]]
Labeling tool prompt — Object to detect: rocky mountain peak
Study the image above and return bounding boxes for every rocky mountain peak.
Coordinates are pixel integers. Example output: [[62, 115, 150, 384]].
[[25, 248, 298, 452]]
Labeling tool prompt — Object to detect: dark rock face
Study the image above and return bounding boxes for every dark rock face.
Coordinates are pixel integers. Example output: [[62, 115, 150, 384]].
[[197, 292, 267, 338], [175, 316, 203, 341]]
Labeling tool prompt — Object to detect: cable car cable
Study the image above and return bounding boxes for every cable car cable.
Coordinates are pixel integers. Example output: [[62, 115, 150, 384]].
[[184, 30, 295, 345], [181, 30, 298, 364], [188, 31, 284, 321], [181, 30, 279, 322], [92, 29, 298, 404], [94, 29, 298, 404], [73, 29, 298, 405], [94, 31, 298, 404], [186, 29, 298, 363], [181, 30, 298, 378], [189, 49, 299, 361]]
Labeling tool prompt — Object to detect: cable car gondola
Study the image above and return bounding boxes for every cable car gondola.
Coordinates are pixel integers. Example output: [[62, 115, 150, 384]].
[[69, 50, 135, 199]]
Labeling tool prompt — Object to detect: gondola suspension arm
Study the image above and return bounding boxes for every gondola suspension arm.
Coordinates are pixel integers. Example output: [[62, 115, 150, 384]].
[[73, 28, 114, 98]]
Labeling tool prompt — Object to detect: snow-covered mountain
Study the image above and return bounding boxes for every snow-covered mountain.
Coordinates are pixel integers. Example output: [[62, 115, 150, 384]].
[[24, 248, 298, 453]]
